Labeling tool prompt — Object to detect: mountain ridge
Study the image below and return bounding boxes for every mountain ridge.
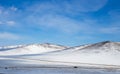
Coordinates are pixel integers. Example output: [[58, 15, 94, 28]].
[[0, 41, 120, 67], [0, 41, 120, 56], [0, 43, 68, 56]]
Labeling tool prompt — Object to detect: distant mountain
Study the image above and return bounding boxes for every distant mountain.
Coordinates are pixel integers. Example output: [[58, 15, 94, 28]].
[[65, 41, 120, 53], [80, 41, 120, 51], [22, 41, 120, 66], [0, 43, 68, 56], [0, 41, 120, 67]]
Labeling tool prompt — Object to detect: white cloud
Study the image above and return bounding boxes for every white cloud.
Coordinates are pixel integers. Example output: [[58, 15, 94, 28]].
[[0, 6, 17, 26], [100, 27, 120, 34], [0, 0, 117, 36], [10, 6, 18, 11], [26, 0, 108, 17], [38, 14, 81, 33], [52, 0, 108, 13], [23, 1, 108, 34], [26, 13, 95, 34], [6, 21, 16, 26], [0, 1, 108, 32], [0, 20, 16, 26], [0, 32, 20, 40]]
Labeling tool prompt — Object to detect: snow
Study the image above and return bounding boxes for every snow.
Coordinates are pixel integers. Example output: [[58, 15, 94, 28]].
[[0, 41, 120, 74], [15, 41, 120, 66], [0, 43, 68, 56], [0, 67, 120, 74]]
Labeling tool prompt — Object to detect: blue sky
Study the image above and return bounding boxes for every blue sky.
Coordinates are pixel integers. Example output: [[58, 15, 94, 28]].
[[0, 0, 120, 46]]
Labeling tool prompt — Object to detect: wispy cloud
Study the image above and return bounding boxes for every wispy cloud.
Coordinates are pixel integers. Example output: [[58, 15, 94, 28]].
[[6, 20, 16, 26], [0, 32, 20, 40], [24, 2, 104, 34], [0, 0, 109, 34], [26, 14, 83, 33], [100, 27, 120, 34], [0, 0, 117, 35], [26, 0, 108, 16], [0, 6, 18, 27], [51, 0, 108, 13], [0, 20, 16, 26], [10, 6, 18, 11], [0, 0, 120, 46]]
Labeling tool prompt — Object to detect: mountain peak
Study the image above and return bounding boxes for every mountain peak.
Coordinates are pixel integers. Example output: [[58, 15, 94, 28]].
[[69, 41, 120, 52], [102, 41, 112, 43]]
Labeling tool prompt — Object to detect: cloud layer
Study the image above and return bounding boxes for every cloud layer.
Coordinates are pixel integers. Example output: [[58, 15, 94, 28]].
[[0, 0, 120, 46]]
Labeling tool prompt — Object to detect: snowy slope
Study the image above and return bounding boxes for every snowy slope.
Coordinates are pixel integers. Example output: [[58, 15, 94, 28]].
[[0, 41, 120, 68], [0, 43, 68, 56], [18, 41, 120, 67]]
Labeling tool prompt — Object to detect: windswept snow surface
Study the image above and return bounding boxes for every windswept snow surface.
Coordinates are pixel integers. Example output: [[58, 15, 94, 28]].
[[0, 41, 120, 74], [10, 41, 120, 67]]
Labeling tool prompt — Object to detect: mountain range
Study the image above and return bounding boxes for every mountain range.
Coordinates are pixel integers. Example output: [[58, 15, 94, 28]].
[[0, 41, 120, 68]]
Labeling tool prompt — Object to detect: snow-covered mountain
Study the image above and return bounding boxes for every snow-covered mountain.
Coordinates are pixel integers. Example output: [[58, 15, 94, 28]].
[[79, 41, 120, 52], [63, 41, 120, 53], [18, 41, 120, 67], [0, 41, 120, 68], [0, 43, 68, 56]]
